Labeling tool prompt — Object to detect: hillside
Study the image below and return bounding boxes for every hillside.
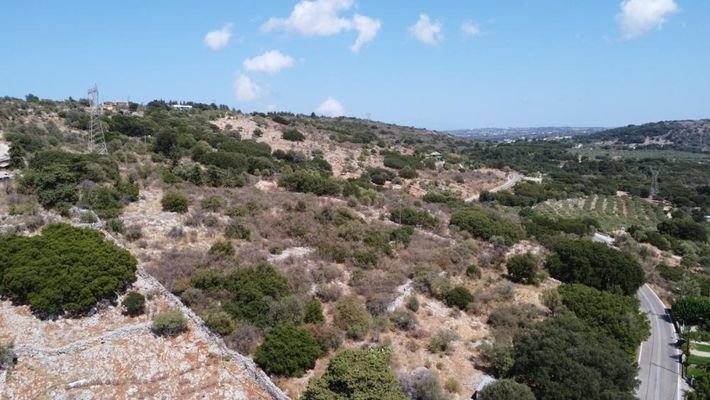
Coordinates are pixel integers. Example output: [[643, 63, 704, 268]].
[[0, 96, 707, 400], [587, 119, 710, 151]]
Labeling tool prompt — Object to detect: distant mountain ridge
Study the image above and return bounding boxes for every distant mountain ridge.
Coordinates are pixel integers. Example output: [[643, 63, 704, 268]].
[[587, 119, 710, 151]]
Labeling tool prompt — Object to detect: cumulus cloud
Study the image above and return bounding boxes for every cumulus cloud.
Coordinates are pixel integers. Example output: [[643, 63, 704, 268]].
[[261, 0, 381, 52], [234, 73, 261, 102], [350, 14, 382, 52], [204, 23, 233, 50], [409, 14, 444, 45], [315, 97, 345, 117], [461, 21, 481, 38], [618, 0, 678, 39], [243, 50, 295, 74]]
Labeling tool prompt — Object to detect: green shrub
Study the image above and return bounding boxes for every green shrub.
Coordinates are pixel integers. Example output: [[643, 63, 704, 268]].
[[466, 264, 482, 279], [84, 186, 124, 218], [443, 286, 474, 310], [208, 240, 234, 258], [105, 218, 125, 234], [399, 166, 418, 179], [224, 221, 251, 240], [151, 310, 188, 336], [205, 310, 235, 336], [450, 207, 525, 245], [254, 324, 321, 377], [302, 348, 407, 400], [304, 298, 325, 324], [282, 129, 305, 141], [510, 315, 638, 400], [672, 296, 710, 325], [201, 195, 224, 212], [477, 379, 535, 400], [80, 211, 98, 223], [406, 295, 420, 312], [278, 171, 341, 196], [161, 191, 189, 213], [121, 291, 146, 317], [334, 296, 372, 340], [546, 240, 644, 295], [506, 253, 540, 284], [222, 263, 290, 327], [656, 263, 683, 281], [558, 284, 650, 355], [0, 223, 137, 317], [388, 207, 438, 228]]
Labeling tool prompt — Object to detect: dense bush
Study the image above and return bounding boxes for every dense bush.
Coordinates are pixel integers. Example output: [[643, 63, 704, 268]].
[[383, 151, 421, 170], [388, 207, 438, 228], [558, 284, 649, 355], [83, 186, 124, 219], [151, 310, 189, 336], [546, 240, 644, 295], [302, 348, 407, 400], [304, 298, 325, 324], [205, 310, 235, 336], [221, 263, 291, 328], [334, 296, 372, 340], [224, 220, 251, 240], [658, 219, 708, 242], [121, 291, 146, 317], [477, 379, 535, 400], [509, 315, 638, 400], [672, 295, 710, 325], [422, 190, 461, 204], [450, 207, 525, 245], [208, 240, 234, 258], [282, 129, 305, 141], [278, 171, 341, 196], [443, 286, 474, 310], [398, 166, 418, 179], [506, 253, 540, 284], [161, 191, 189, 213], [254, 324, 322, 377], [0, 223, 137, 317]]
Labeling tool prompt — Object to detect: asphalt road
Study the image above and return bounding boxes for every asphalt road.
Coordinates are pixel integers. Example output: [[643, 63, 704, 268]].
[[465, 172, 522, 202], [637, 284, 685, 400]]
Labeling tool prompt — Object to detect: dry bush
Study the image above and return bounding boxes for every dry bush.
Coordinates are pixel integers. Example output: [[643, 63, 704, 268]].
[[310, 262, 343, 284], [147, 249, 205, 292], [352, 270, 405, 305], [316, 283, 342, 302], [225, 322, 262, 355]]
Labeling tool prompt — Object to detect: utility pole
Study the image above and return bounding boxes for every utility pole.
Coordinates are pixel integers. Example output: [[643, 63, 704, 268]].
[[87, 85, 108, 155]]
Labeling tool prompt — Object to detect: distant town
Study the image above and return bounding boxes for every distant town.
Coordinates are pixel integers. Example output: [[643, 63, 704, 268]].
[[449, 127, 606, 141]]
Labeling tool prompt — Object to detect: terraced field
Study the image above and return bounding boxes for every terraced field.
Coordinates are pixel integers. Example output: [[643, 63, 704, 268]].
[[534, 195, 666, 231]]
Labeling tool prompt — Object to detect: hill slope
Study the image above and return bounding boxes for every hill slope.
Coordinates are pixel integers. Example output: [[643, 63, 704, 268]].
[[588, 119, 710, 151]]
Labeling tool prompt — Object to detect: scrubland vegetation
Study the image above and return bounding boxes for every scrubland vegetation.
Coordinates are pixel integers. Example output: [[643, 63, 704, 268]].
[[0, 96, 708, 399]]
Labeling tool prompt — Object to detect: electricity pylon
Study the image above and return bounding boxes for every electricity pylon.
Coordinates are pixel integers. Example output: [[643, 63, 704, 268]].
[[87, 85, 108, 155]]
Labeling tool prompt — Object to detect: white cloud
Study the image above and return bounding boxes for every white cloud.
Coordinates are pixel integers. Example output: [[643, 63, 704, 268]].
[[315, 97, 345, 117], [234, 73, 261, 102], [461, 21, 481, 38], [409, 14, 444, 45], [618, 0, 678, 39], [262, 0, 381, 52], [204, 23, 233, 50], [243, 50, 295, 74], [351, 14, 382, 52]]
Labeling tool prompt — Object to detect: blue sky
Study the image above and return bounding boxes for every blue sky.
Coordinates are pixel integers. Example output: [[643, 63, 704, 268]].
[[1, 0, 708, 129]]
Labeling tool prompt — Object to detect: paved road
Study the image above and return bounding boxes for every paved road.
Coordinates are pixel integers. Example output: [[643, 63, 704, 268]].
[[465, 172, 522, 202], [637, 284, 685, 400]]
